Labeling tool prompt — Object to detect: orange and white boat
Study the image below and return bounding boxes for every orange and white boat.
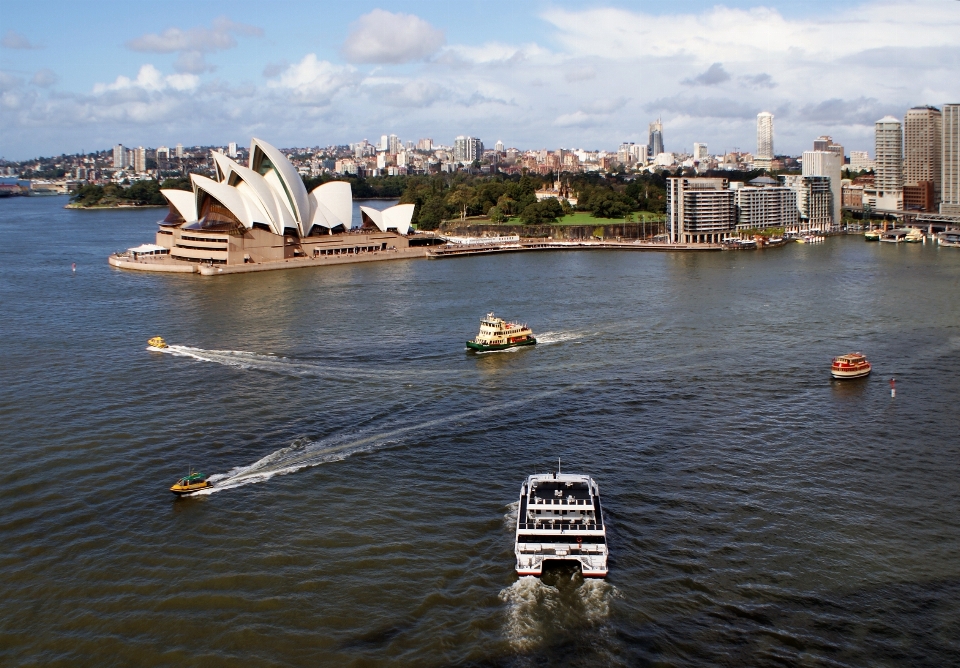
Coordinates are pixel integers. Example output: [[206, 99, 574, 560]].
[[831, 352, 872, 379]]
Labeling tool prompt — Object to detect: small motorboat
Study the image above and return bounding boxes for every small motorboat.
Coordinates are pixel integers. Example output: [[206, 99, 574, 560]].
[[170, 470, 211, 495], [831, 352, 872, 379], [864, 230, 881, 241], [147, 336, 168, 350]]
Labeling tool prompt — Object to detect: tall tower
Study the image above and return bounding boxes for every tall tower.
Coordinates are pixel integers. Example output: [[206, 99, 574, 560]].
[[942, 104, 960, 215], [756, 112, 774, 159], [904, 106, 942, 202], [803, 150, 842, 227], [648, 118, 664, 157], [113, 144, 125, 169], [875, 116, 903, 199]]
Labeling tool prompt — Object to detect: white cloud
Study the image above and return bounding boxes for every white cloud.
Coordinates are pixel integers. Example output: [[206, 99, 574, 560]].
[[342, 10, 445, 64], [92, 65, 198, 93], [2, 30, 40, 50], [30, 69, 58, 87], [125, 16, 263, 73], [0, 71, 23, 92], [267, 54, 356, 104]]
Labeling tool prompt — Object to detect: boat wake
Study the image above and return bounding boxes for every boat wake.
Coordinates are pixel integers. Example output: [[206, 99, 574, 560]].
[[498, 575, 620, 651], [536, 330, 593, 346], [152, 345, 451, 380], [189, 388, 571, 496]]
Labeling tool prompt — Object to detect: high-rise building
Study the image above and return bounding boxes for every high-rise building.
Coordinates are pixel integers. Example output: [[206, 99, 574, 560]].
[[942, 104, 960, 215], [813, 136, 844, 161], [904, 106, 942, 202], [495, 140, 504, 153], [388, 134, 401, 155], [134, 146, 147, 173], [875, 116, 903, 209], [113, 144, 125, 169], [667, 177, 735, 243], [780, 175, 833, 232], [849, 151, 874, 172], [454, 136, 483, 163], [756, 112, 774, 161], [734, 185, 798, 231], [648, 118, 664, 157], [175, 143, 183, 159], [630, 144, 647, 165], [379, 135, 389, 151], [802, 150, 842, 227], [417, 138, 433, 151], [228, 142, 238, 158], [157, 146, 169, 160], [693, 143, 709, 161]]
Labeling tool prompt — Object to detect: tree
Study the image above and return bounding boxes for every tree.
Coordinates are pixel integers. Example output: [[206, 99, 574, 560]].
[[446, 185, 476, 221], [488, 205, 503, 223]]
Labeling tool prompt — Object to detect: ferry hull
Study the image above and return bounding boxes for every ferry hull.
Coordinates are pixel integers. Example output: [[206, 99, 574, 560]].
[[831, 368, 871, 379], [466, 338, 536, 352]]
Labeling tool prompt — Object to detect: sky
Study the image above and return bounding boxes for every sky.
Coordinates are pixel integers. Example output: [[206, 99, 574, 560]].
[[1, 0, 958, 161]]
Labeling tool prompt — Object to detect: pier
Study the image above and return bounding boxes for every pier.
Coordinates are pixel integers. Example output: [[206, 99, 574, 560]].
[[427, 239, 721, 258]]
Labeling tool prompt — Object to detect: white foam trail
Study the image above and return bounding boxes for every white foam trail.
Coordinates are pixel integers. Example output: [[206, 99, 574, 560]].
[[503, 500, 519, 532], [536, 330, 592, 345], [498, 575, 621, 651], [188, 387, 572, 496], [152, 345, 452, 380], [498, 577, 561, 651]]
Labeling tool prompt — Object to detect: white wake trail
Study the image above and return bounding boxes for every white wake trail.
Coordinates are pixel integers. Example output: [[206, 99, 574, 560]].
[[188, 386, 572, 496]]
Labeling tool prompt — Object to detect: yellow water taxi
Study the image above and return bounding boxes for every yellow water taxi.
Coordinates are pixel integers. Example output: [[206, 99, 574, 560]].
[[147, 336, 168, 350], [170, 470, 211, 495]]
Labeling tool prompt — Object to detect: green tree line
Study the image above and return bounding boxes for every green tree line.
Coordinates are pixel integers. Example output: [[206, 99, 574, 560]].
[[70, 178, 190, 207]]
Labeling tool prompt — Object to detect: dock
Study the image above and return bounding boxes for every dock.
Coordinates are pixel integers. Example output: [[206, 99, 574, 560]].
[[428, 239, 721, 258]]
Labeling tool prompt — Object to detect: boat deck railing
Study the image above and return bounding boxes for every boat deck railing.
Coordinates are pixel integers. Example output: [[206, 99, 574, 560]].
[[517, 522, 603, 531], [529, 497, 593, 507]]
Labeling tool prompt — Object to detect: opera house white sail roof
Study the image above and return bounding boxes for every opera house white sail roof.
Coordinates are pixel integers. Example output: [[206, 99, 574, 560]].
[[160, 138, 367, 237], [359, 203, 415, 235]]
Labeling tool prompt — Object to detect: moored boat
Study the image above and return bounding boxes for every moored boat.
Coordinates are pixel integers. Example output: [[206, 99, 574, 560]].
[[147, 336, 168, 349], [937, 230, 960, 247], [466, 313, 536, 351], [904, 228, 924, 243], [514, 465, 608, 578], [831, 352, 872, 379], [864, 230, 881, 241], [170, 470, 211, 495]]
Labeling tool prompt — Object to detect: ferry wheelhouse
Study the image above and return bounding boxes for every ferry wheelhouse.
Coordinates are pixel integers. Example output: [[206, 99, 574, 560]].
[[831, 352, 872, 379], [467, 313, 536, 352], [514, 470, 608, 578]]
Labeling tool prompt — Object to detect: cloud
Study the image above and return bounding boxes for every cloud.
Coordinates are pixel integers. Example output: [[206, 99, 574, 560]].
[[125, 16, 263, 73], [565, 66, 596, 83], [93, 64, 199, 94], [30, 69, 58, 87], [262, 60, 289, 79], [0, 71, 23, 91], [267, 54, 356, 105], [740, 73, 775, 89], [342, 10, 445, 64], [682, 63, 730, 86], [2, 30, 40, 50], [367, 80, 451, 108], [647, 94, 758, 120], [798, 97, 887, 125]]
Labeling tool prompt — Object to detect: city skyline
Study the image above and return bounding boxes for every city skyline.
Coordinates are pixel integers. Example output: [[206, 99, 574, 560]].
[[2, 1, 959, 161]]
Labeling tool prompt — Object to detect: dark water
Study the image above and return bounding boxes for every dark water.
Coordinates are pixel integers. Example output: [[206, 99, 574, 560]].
[[2, 196, 959, 667]]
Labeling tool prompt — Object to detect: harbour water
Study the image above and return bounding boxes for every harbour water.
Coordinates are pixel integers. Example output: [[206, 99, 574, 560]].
[[2, 196, 959, 666]]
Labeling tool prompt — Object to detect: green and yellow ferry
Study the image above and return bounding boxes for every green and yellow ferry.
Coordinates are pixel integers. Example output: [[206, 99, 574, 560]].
[[466, 313, 537, 352]]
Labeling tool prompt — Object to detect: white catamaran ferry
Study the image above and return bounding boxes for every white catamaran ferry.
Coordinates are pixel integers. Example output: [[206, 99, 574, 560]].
[[514, 465, 608, 578]]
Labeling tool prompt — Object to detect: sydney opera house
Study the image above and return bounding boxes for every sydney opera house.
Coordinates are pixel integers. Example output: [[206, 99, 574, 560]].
[[110, 138, 419, 275]]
